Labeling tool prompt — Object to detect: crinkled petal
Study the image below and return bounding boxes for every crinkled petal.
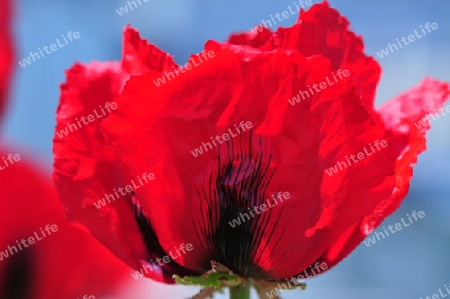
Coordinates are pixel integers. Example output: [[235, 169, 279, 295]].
[[226, 2, 381, 110], [102, 40, 396, 278], [307, 78, 450, 272], [227, 27, 274, 50], [53, 60, 195, 283], [122, 26, 177, 76]]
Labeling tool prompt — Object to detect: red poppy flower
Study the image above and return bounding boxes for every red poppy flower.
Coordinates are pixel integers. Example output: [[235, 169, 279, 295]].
[[0, 1, 129, 298], [53, 0, 450, 296], [0, 155, 129, 299]]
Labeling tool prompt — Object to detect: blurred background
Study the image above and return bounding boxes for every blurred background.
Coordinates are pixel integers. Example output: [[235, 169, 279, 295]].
[[3, 0, 450, 298]]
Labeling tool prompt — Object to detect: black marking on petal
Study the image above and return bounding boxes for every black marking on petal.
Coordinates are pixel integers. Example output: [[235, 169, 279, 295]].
[[203, 130, 279, 279], [131, 191, 161, 252], [130, 192, 201, 278], [129, 129, 285, 279]]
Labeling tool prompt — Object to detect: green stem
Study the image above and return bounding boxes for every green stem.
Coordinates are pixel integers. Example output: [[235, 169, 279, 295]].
[[229, 283, 250, 299]]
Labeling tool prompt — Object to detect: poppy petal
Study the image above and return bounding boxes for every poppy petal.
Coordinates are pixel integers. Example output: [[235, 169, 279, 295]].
[[306, 78, 450, 272], [53, 27, 187, 283], [122, 26, 177, 76], [0, 151, 128, 299], [227, 27, 274, 50], [226, 2, 381, 110]]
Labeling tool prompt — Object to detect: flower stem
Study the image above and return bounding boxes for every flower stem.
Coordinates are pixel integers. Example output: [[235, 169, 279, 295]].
[[229, 283, 250, 299]]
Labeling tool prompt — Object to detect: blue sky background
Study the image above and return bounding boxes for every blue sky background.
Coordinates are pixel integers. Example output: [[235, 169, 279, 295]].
[[4, 0, 450, 298]]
